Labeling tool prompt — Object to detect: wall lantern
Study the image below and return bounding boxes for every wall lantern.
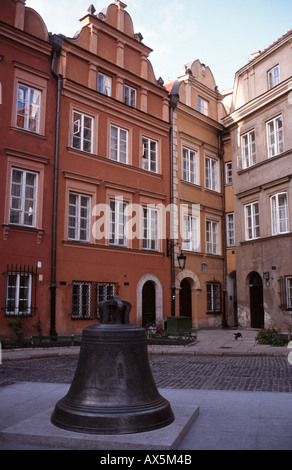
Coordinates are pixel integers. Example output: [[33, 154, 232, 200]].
[[167, 239, 187, 270]]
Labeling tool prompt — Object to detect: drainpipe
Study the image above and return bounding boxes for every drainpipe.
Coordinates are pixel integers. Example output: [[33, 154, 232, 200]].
[[218, 131, 228, 328], [49, 35, 63, 336], [169, 85, 180, 317]]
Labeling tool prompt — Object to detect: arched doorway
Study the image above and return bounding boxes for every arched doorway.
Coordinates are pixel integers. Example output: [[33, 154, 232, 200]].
[[179, 278, 192, 317], [249, 272, 264, 328], [142, 280, 156, 327]]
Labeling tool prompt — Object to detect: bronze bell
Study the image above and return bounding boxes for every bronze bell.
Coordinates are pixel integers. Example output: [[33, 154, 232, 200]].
[[51, 297, 174, 434]]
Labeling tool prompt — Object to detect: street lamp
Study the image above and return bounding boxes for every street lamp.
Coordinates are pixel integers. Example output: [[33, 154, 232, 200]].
[[167, 239, 187, 317]]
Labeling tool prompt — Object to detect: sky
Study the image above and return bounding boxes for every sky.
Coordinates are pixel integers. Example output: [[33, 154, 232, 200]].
[[25, 0, 292, 91]]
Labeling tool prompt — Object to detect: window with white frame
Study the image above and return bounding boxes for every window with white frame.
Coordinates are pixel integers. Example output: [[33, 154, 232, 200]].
[[9, 168, 38, 227], [72, 111, 93, 153], [183, 214, 199, 251], [110, 125, 128, 163], [97, 73, 112, 96], [267, 115, 284, 158], [205, 157, 218, 191], [241, 130, 256, 169], [286, 276, 292, 309], [206, 220, 219, 254], [109, 198, 128, 246], [182, 147, 197, 184], [16, 83, 41, 133], [226, 213, 235, 246], [271, 192, 289, 235], [71, 282, 92, 319], [6, 272, 32, 316], [124, 85, 136, 108], [206, 281, 221, 314], [198, 96, 209, 116], [142, 137, 157, 172], [68, 192, 91, 242], [244, 202, 260, 240], [268, 65, 280, 89], [225, 162, 232, 184], [142, 207, 158, 250], [97, 282, 116, 318]]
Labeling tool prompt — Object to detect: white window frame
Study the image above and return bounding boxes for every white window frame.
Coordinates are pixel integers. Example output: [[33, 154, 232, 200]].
[[206, 220, 219, 254], [142, 137, 158, 173], [183, 214, 199, 252], [9, 168, 38, 227], [244, 202, 260, 240], [205, 157, 218, 191], [68, 192, 91, 242], [198, 96, 209, 116], [182, 147, 197, 184], [241, 130, 256, 169], [270, 192, 289, 235], [142, 207, 158, 251], [225, 162, 232, 184], [110, 125, 128, 164], [109, 198, 128, 246], [226, 213, 235, 247], [97, 72, 112, 96], [268, 65, 280, 89], [266, 115, 284, 158], [72, 111, 93, 153], [6, 272, 32, 316], [124, 85, 136, 108], [16, 83, 41, 133], [71, 282, 91, 319]]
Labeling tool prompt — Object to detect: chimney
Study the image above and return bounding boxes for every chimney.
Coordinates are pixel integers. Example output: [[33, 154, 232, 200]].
[[250, 50, 261, 61]]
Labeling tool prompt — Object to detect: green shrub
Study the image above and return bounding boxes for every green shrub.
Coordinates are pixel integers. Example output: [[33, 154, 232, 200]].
[[256, 328, 288, 346]]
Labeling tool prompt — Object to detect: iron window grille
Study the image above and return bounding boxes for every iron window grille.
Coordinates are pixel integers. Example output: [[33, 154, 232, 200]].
[[278, 276, 292, 311], [71, 281, 118, 320], [4, 265, 38, 316], [206, 281, 222, 314]]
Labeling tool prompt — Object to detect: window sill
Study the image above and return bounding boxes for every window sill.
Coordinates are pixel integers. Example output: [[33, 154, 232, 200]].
[[2, 224, 44, 243]]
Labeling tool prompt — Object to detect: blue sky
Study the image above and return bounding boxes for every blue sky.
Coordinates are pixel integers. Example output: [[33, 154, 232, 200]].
[[25, 0, 292, 91]]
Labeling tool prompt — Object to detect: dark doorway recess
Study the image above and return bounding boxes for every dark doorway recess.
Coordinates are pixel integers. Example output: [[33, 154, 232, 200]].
[[142, 281, 156, 326], [249, 272, 264, 328], [179, 278, 192, 318]]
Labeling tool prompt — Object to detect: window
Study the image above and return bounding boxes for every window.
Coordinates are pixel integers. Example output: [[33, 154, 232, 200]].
[[142, 207, 158, 250], [183, 214, 199, 251], [68, 192, 91, 242], [271, 192, 289, 235], [225, 162, 232, 184], [124, 85, 136, 108], [110, 125, 128, 163], [16, 84, 41, 133], [278, 276, 292, 311], [206, 220, 219, 254], [267, 115, 284, 158], [9, 168, 38, 227], [142, 137, 157, 172], [226, 213, 235, 247], [241, 130, 256, 168], [72, 282, 92, 319], [198, 97, 209, 116], [245, 202, 260, 240], [206, 282, 221, 314], [97, 282, 116, 318], [109, 198, 128, 246], [72, 111, 93, 153], [98, 73, 112, 96], [205, 157, 218, 191], [6, 272, 32, 316], [182, 147, 197, 184], [268, 65, 280, 89]]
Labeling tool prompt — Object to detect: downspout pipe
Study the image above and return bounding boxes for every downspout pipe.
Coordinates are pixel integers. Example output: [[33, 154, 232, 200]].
[[49, 34, 63, 336], [218, 131, 228, 328], [169, 84, 180, 317]]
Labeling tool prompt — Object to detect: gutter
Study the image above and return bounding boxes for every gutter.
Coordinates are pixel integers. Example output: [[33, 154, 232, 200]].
[[218, 131, 228, 328], [49, 34, 63, 336]]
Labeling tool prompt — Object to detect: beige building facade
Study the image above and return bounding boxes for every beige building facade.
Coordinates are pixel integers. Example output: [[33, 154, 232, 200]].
[[223, 30, 292, 331]]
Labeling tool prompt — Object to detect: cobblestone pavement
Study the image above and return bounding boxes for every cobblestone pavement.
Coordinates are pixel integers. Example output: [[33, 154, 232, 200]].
[[1, 355, 292, 392]]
